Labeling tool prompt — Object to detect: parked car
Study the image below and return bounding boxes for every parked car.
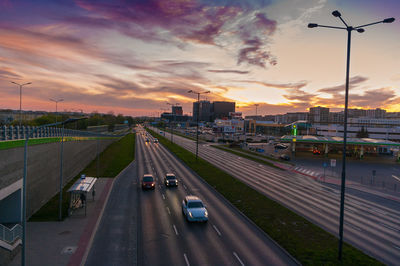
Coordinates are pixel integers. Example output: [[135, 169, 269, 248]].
[[274, 144, 288, 149], [182, 196, 208, 222], [280, 154, 291, 161], [164, 173, 178, 187], [313, 149, 321, 155], [142, 174, 155, 190]]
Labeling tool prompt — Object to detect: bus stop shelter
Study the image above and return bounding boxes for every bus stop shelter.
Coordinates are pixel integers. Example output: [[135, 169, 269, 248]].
[[67, 175, 97, 216]]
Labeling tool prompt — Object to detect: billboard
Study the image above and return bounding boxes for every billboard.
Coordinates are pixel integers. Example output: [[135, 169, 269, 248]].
[[224, 125, 236, 133]]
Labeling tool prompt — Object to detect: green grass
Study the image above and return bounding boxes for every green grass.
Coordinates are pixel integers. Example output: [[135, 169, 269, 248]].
[[0, 136, 113, 150], [147, 128, 380, 265], [29, 133, 135, 221]]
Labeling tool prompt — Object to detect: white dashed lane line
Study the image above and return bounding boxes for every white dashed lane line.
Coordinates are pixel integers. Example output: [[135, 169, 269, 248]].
[[173, 225, 179, 236], [233, 252, 245, 266], [212, 224, 221, 236], [183, 253, 190, 266]]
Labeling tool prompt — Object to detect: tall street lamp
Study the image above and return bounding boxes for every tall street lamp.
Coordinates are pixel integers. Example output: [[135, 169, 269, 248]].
[[254, 104, 259, 116], [50, 98, 64, 125], [166, 102, 180, 143], [10, 81, 32, 127], [308, 10, 395, 261], [21, 117, 87, 266], [188, 90, 210, 160]]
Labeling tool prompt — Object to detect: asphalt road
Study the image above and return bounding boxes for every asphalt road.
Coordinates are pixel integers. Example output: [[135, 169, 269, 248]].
[[86, 127, 297, 266], [153, 126, 400, 265]]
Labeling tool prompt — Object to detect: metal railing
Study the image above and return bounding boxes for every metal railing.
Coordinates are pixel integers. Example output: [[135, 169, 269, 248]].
[[0, 125, 126, 141], [0, 223, 22, 244]]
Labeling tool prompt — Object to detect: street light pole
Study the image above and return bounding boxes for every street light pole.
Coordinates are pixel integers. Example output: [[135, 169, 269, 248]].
[[11, 81, 32, 127], [188, 90, 210, 160], [167, 103, 180, 143], [50, 98, 64, 125], [308, 11, 395, 261], [255, 104, 259, 116]]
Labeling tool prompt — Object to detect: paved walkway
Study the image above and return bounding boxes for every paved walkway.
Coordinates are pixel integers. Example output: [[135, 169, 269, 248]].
[[9, 177, 114, 266]]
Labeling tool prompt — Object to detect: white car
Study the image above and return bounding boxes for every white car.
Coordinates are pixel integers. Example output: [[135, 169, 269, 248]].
[[182, 196, 208, 222]]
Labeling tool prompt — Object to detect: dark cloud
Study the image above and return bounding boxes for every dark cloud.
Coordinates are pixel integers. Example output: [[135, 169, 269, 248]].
[[208, 69, 249, 74], [318, 76, 369, 94], [235, 80, 308, 89], [236, 12, 277, 68]]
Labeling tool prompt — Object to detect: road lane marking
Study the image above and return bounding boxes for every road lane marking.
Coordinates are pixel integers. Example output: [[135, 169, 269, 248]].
[[183, 253, 190, 266], [166, 207, 171, 215], [212, 225, 221, 236], [392, 175, 400, 182], [380, 222, 399, 232], [371, 208, 388, 216], [393, 245, 400, 250], [258, 164, 262, 167], [162, 194, 165, 200], [183, 185, 187, 190], [173, 225, 179, 235], [233, 252, 245, 266]]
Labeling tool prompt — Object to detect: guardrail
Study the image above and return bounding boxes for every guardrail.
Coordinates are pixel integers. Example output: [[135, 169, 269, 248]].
[[0, 125, 127, 141], [0, 223, 22, 244]]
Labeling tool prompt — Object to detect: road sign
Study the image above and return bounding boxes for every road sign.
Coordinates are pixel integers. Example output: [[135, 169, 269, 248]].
[[330, 159, 336, 167]]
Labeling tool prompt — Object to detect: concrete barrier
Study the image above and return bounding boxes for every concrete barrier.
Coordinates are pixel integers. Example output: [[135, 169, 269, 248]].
[[0, 138, 117, 218]]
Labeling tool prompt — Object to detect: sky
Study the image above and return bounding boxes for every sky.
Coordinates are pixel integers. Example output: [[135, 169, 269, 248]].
[[0, 0, 399, 116]]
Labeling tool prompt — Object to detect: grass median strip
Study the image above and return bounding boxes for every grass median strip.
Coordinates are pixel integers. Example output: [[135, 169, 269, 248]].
[[29, 133, 135, 221], [147, 128, 380, 265]]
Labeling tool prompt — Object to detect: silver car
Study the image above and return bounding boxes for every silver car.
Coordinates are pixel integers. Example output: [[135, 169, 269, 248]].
[[182, 196, 208, 222]]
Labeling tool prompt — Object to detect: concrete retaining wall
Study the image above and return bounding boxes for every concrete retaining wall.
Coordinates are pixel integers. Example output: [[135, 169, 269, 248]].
[[0, 138, 117, 218]]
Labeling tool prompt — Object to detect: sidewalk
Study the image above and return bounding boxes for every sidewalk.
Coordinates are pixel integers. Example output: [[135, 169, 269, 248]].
[[9, 178, 114, 266]]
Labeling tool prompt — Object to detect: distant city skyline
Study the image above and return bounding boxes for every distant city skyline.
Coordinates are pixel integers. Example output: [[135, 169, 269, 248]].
[[0, 0, 398, 116]]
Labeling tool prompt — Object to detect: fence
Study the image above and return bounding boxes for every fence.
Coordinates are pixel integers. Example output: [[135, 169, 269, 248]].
[[0, 125, 124, 141]]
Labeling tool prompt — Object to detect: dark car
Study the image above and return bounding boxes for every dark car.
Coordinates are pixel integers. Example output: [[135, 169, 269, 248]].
[[164, 173, 178, 187], [145, 138, 150, 143], [142, 174, 155, 190], [275, 144, 288, 149], [280, 154, 290, 161]]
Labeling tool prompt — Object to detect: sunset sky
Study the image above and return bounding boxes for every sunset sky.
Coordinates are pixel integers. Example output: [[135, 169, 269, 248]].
[[0, 0, 399, 116]]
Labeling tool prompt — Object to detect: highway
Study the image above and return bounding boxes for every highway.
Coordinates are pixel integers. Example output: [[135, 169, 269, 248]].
[[86, 127, 297, 266], [152, 127, 400, 265]]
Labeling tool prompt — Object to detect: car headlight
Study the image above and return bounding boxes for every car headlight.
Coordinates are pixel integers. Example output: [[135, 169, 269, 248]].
[[204, 210, 208, 217], [166, 180, 169, 184], [189, 212, 193, 218]]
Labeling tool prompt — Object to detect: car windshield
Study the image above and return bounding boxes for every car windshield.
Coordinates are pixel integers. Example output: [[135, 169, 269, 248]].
[[187, 201, 204, 208], [143, 176, 153, 182], [167, 175, 176, 180]]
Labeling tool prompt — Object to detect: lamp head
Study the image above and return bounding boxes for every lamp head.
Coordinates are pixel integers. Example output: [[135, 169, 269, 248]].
[[383, 17, 395, 23], [356, 28, 365, 33], [308, 23, 318, 28], [332, 10, 341, 17], [188, 90, 193, 93]]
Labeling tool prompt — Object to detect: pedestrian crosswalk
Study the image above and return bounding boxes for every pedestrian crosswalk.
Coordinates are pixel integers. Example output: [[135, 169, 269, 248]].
[[293, 166, 324, 179]]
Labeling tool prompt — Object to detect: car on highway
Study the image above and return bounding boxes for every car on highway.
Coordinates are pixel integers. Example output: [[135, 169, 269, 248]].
[[154, 138, 159, 143], [182, 195, 208, 222], [142, 174, 155, 190], [164, 173, 178, 187], [145, 138, 150, 143]]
